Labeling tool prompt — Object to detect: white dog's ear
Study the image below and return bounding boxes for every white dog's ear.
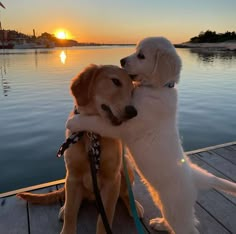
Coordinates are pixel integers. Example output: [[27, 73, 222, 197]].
[[153, 49, 181, 87], [71, 64, 99, 106]]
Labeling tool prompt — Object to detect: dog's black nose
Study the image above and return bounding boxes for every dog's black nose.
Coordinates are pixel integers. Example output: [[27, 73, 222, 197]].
[[120, 58, 126, 67], [125, 105, 137, 119]]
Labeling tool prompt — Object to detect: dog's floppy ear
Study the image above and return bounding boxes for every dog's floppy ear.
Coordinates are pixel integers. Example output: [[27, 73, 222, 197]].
[[71, 64, 99, 106], [153, 49, 181, 87]]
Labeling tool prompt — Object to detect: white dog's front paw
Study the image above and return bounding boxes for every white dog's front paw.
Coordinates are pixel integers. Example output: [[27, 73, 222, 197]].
[[149, 217, 168, 231], [66, 115, 81, 132]]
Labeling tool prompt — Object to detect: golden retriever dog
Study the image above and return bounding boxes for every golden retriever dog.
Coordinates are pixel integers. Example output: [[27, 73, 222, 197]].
[[17, 64, 144, 234], [66, 37, 236, 234]]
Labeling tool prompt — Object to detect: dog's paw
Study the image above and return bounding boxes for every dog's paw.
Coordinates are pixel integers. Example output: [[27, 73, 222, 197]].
[[135, 200, 144, 218], [66, 115, 80, 132], [149, 217, 168, 231]]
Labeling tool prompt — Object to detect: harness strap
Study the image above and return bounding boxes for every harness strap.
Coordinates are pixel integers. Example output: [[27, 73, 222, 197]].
[[57, 132, 84, 157]]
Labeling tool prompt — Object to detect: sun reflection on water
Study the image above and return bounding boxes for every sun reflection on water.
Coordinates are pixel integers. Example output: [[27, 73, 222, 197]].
[[60, 51, 67, 64]]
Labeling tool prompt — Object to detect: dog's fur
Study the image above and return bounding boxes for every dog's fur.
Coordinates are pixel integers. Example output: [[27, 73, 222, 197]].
[[17, 65, 144, 234], [66, 37, 236, 234]]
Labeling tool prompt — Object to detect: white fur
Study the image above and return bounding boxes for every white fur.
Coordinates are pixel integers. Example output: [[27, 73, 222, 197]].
[[66, 37, 236, 234]]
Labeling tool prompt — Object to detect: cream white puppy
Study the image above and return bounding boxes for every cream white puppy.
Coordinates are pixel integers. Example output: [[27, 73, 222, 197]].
[[66, 37, 236, 234]]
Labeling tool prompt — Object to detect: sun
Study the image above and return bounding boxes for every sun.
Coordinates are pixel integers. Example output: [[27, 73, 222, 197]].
[[56, 31, 67, 39]]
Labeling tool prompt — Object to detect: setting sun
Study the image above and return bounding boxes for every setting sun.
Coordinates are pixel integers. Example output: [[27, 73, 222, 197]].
[[56, 31, 67, 39]]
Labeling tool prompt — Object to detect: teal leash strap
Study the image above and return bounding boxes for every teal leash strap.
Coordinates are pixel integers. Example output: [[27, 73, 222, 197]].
[[122, 146, 146, 234]]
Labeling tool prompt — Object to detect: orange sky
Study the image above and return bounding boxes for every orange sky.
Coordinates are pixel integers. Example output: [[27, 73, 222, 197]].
[[1, 0, 236, 44]]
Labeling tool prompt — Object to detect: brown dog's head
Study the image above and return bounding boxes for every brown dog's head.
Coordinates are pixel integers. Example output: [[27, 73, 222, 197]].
[[71, 64, 137, 125]]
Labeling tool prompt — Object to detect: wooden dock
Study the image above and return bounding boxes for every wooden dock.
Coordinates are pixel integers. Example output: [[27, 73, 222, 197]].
[[0, 142, 236, 234]]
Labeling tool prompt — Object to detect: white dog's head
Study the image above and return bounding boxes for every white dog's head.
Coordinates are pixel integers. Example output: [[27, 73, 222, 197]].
[[120, 37, 182, 88]]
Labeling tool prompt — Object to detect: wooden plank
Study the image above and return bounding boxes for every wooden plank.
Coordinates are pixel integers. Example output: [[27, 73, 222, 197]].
[[0, 195, 29, 234], [28, 186, 62, 234], [229, 144, 236, 151], [113, 201, 140, 234], [76, 201, 98, 234], [190, 154, 236, 204], [212, 147, 236, 165], [75, 200, 141, 234], [190, 155, 236, 233], [197, 151, 236, 181], [1, 142, 236, 234], [195, 203, 230, 234], [197, 189, 236, 232], [224, 146, 236, 151], [56, 183, 64, 190], [0, 179, 65, 198], [186, 142, 236, 155], [55, 184, 64, 207]]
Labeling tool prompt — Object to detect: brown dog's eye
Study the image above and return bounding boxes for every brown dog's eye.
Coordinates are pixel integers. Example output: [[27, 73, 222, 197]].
[[137, 53, 145, 59], [111, 78, 122, 87]]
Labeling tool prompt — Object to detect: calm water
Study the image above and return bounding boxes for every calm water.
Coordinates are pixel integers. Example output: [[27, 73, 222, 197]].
[[0, 47, 236, 193]]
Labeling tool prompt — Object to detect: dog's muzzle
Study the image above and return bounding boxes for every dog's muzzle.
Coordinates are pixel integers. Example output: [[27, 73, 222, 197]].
[[101, 104, 122, 125], [101, 104, 137, 125]]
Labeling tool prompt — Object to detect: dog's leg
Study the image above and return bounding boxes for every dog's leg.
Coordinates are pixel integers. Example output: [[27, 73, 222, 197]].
[[164, 212, 199, 234], [60, 178, 83, 234], [96, 173, 121, 234], [151, 197, 199, 234], [66, 115, 123, 139]]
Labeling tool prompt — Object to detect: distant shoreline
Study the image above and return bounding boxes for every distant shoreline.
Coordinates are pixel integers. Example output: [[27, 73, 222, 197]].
[[76, 43, 135, 46], [78, 42, 236, 52], [174, 42, 236, 51]]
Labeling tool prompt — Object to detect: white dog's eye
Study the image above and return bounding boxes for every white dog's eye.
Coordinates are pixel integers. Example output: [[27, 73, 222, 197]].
[[111, 78, 122, 87], [137, 53, 145, 59]]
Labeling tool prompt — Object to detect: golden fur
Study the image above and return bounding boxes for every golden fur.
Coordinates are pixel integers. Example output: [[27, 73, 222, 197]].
[[17, 65, 143, 234]]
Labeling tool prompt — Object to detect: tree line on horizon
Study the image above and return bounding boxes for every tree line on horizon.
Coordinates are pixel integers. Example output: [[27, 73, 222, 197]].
[[190, 30, 236, 43], [0, 30, 79, 47]]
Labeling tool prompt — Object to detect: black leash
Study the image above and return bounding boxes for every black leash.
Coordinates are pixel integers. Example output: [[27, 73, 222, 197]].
[[88, 134, 112, 234]]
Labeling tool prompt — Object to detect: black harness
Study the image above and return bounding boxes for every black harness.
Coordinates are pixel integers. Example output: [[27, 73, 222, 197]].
[[57, 107, 101, 172], [57, 131, 101, 173]]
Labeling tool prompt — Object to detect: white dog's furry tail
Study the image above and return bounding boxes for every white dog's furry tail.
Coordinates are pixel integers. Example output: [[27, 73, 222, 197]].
[[191, 164, 236, 196]]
